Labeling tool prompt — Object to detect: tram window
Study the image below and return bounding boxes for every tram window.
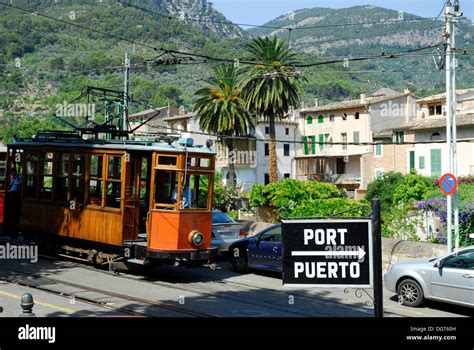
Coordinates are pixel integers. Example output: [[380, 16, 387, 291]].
[[53, 153, 69, 202], [105, 182, 121, 208], [71, 154, 85, 204], [157, 156, 177, 167], [154, 170, 178, 208], [140, 157, 148, 201], [88, 155, 103, 206], [0, 161, 6, 183], [39, 153, 54, 200], [25, 153, 38, 199], [186, 157, 211, 169], [184, 174, 210, 209], [108, 156, 122, 180]]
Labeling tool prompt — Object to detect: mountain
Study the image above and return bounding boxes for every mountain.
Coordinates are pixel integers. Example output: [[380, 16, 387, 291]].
[[0, 2, 473, 142], [248, 5, 474, 90]]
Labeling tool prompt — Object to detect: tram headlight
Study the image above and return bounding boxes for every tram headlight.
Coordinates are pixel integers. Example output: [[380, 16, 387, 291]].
[[188, 230, 204, 246]]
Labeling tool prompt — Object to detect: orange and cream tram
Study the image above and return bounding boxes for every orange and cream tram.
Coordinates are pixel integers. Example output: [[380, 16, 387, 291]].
[[4, 130, 217, 268]]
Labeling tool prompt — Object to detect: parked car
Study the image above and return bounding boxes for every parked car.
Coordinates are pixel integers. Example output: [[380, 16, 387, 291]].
[[384, 246, 474, 308], [228, 224, 282, 273], [211, 210, 245, 254]]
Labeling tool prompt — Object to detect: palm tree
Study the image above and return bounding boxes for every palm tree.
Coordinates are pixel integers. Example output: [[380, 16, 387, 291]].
[[242, 36, 305, 183], [194, 64, 254, 188]]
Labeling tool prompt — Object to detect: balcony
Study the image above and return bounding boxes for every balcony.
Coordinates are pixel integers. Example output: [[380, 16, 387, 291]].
[[298, 173, 361, 184]]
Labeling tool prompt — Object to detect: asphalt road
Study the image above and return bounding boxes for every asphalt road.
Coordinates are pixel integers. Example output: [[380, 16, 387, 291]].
[[0, 256, 472, 318]]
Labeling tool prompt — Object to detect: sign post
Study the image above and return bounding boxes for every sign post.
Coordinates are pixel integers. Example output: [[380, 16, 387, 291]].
[[281, 199, 383, 317], [440, 173, 458, 252]]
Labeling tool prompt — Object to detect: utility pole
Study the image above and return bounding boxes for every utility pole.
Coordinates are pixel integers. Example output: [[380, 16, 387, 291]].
[[444, 1, 462, 253], [123, 52, 131, 134]]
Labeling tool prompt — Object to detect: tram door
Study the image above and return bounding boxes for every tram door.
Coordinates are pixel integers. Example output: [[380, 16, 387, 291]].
[[123, 155, 142, 241]]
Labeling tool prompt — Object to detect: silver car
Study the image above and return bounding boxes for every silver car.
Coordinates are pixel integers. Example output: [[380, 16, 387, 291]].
[[384, 246, 474, 308], [211, 211, 245, 253]]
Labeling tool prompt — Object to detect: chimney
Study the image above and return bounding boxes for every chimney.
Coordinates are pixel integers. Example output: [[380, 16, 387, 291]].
[[360, 93, 367, 104], [404, 88, 411, 94], [314, 98, 319, 108]]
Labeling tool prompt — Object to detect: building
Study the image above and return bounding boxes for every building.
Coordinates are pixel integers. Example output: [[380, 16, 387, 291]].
[[296, 89, 417, 195], [409, 89, 474, 177], [129, 105, 180, 136]]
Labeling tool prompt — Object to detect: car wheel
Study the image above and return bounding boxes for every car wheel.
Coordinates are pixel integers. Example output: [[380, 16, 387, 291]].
[[397, 279, 424, 307], [231, 254, 249, 273]]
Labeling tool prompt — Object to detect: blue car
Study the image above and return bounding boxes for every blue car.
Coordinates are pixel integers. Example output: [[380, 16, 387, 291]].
[[228, 224, 282, 273]]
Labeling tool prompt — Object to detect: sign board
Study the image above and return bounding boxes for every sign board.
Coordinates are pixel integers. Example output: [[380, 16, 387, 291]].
[[439, 173, 458, 196], [282, 219, 373, 288]]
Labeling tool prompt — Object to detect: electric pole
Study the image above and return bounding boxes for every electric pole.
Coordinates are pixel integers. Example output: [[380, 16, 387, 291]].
[[445, 0, 462, 253], [123, 52, 131, 134]]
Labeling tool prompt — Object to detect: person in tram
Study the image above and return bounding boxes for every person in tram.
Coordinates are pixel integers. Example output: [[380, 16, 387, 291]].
[[7, 168, 22, 238]]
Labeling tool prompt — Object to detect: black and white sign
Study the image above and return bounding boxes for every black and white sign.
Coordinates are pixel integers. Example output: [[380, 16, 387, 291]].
[[282, 219, 373, 288]]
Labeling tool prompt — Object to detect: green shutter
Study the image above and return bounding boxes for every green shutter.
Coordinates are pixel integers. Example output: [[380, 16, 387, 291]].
[[375, 143, 382, 156], [409, 151, 415, 173], [318, 115, 324, 124], [430, 149, 442, 176], [303, 136, 308, 155], [312, 136, 316, 154], [419, 156, 425, 169], [307, 116, 313, 125], [353, 131, 360, 144], [319, 134, 324, 148]]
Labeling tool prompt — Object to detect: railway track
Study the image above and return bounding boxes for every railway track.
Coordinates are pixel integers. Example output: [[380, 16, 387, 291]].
[[1, 266, 215, 318]]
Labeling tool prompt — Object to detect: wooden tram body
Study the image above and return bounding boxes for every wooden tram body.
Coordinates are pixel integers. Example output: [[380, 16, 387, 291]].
[[5, 131, 217, 266]]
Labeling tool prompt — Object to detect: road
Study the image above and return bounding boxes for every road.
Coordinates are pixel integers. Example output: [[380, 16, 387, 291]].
[[0, 257, 472, 318]]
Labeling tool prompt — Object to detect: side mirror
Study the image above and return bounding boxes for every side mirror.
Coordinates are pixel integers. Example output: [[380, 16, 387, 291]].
[[434, 260, 443, 268]]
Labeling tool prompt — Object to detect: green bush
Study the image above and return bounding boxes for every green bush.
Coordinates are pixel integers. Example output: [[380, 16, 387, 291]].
[[285, 198, 367, 218], [248, 178, 341, 209], [392, 174, 434, 205], [365, 172, 404, 211]]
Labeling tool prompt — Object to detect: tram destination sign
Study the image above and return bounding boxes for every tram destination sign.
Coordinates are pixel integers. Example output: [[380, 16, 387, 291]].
[[282, 219, 373, 288]]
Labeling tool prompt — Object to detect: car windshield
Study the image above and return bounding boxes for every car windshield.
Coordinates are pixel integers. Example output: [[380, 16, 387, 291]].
[[212, 211, 235, 224]]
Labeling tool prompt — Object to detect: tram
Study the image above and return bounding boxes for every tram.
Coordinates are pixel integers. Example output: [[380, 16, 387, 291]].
[[4, 130, 217, 268], [0, 145, 7, 231]]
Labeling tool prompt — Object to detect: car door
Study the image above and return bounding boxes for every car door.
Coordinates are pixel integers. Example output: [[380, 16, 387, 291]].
[[429, 249, 474, 307], [248, 226, 282, 271]]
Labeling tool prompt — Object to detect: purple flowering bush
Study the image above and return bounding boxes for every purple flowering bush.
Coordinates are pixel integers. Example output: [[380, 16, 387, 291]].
[[418, 197, 474, 247]]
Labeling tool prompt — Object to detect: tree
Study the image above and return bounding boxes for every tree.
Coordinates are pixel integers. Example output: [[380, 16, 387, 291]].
[[241, 36, 305, 183], [194, 64, 254, 188]]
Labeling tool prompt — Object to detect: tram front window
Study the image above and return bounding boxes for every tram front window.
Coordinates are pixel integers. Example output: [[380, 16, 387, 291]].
[[154, 170, 178, 209], [179, 174, 210, 209]]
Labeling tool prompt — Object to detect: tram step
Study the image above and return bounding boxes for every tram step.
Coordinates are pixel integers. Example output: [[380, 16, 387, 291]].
[[127, 258, 146, 265]]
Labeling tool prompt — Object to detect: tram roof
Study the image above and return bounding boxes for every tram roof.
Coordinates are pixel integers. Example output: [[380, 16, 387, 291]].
[[9, 139, 215, 155]]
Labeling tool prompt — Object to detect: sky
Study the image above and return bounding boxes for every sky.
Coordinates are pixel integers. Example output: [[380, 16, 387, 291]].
[[210, 0, 474, 26]]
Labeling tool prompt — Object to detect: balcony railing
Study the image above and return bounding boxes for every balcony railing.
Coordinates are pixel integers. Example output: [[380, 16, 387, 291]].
[[297, 173, 361, 184]]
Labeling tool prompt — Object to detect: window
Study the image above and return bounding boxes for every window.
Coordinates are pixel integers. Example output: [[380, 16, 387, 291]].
[[71, 154, 85, 204], [429, 105, 443, 116], [307, 116, 313, 125], [395, 131, 405, 143], [303, 136, 309, 155], [442, 250, 474, 269], [154, 169, 178, 208], [353, 131, 360, 144], [25, 153, 38, 198], [106, 155, 122, 208], [311, 136, 316, 155], [0, 160, 6, 184], [259, 226, 282, 242], [53, 153, 69, 202], [284, 173, 290, 179], [431, 149, 442, 177], [318, 115, 324, 124], [285, 128, 289, 135], [341, 133, 348, 151], [329, 114, 335, 122], [409, 151, 415, 173], [319, 134, 325, 148], [419, 156, 425, 169], [430, 132, 441, 141], [264, 173, 270, 185], [342, 113, 348, 121], [375, 169, 383, 180], [182, 174, 210, 209], [375, 143, 383, 157], [265, 126, 270, 135], [355, 112, 360, 120], [283, 144, 290, 157], [264, 143, 269, 156], [88, 155, 103, 206], [436, 105, 442, 115], [40, 152, 53, 200]]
